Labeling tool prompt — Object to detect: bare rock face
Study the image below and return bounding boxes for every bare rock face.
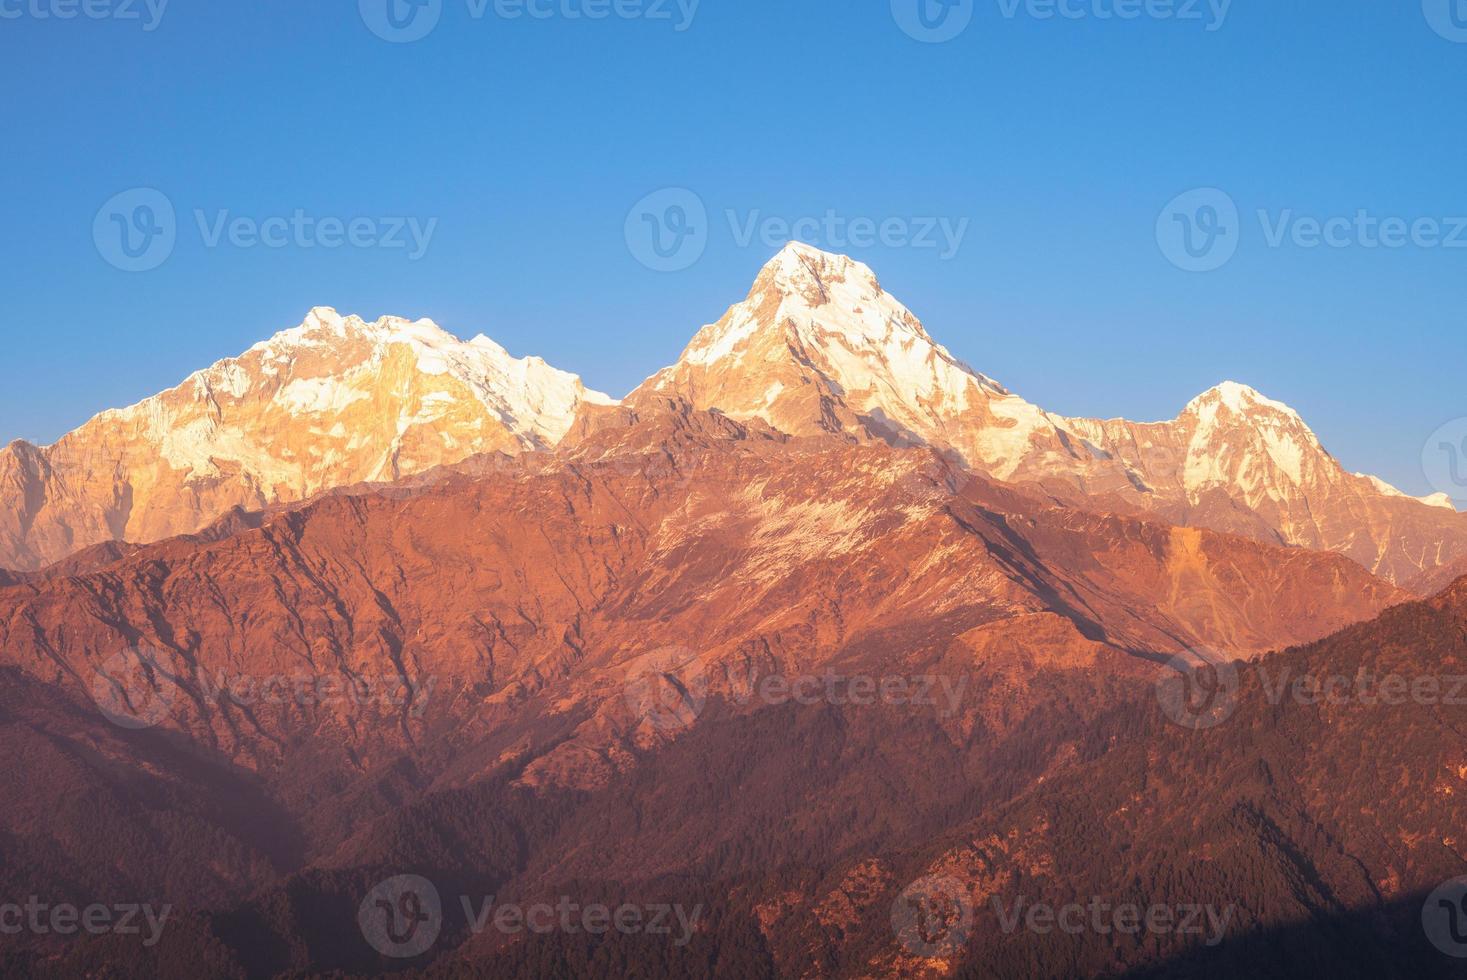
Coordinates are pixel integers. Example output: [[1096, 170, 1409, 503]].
[[629, 242, 1466, 586], [0, 406, 1436, 978], [0, 308, 613, 572], [0, 408, 1404, 785]]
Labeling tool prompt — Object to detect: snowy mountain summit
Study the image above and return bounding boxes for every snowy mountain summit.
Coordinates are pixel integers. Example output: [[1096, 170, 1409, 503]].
[[631, 242, 1465, 584]]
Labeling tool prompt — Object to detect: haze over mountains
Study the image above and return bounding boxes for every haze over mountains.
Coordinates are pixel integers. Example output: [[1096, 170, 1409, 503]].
[[1, 243, 1461, 589]]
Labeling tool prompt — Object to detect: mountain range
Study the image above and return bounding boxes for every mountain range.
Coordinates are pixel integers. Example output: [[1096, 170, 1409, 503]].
[[1, 245, 1465, 978], [3, 242, 1460, 590]]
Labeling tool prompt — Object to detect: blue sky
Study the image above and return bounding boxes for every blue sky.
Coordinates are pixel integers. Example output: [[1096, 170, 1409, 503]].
[[2, 0, 1465, 495]]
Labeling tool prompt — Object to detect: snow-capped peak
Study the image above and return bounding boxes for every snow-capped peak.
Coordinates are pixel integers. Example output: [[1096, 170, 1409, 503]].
[[758, 241, 876, 291], [1184, 381, 1304, 421], [1358, 474, 1460, 511]]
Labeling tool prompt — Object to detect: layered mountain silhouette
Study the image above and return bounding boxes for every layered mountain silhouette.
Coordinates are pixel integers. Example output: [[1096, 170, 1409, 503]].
[[2, 243, 1462, 586], [1, 246, 1464, 978], [0, 408, 1462, 976]]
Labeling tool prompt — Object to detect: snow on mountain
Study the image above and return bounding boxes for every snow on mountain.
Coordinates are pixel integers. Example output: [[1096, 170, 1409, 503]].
[[2, 244, 1462, 587], [0, 308, 613, 571], [631, 241, 1064, 476], [631, 242, 1467, 586]]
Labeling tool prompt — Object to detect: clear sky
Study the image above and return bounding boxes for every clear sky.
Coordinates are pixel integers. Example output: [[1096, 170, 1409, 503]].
[[2, 0, 1465, 496]]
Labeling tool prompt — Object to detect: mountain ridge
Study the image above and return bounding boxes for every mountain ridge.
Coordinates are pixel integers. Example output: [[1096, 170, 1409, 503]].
[[1, 243, 1461, 587]]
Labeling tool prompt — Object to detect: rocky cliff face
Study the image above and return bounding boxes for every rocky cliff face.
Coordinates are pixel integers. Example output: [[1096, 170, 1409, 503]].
[[0, 407, 1453, 978], [0, 406, 1405, 781]]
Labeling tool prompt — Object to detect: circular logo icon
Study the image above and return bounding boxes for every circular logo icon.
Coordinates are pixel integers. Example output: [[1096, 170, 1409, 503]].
[[1422, 418, 1467, 509], [359, 0, 442, 43], [1154, 649, 1240, 731], [1424, 0, 1467, 43], [89, 646, 180, 730], [359, 874, 443, 959], [93, 188, 176, 273], [625, 188, 708, 272], [623, 645, 708, 732], [891, 875, 974, 958], [1422, 875, 1467, 957], [891, 0, 974, 43], [1156, 188, 1240, 273]]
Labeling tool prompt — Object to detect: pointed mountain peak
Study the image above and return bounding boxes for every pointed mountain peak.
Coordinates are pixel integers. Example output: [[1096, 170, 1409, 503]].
[[1185, 381, 1305, 421], [752, 242, 883, 305]]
